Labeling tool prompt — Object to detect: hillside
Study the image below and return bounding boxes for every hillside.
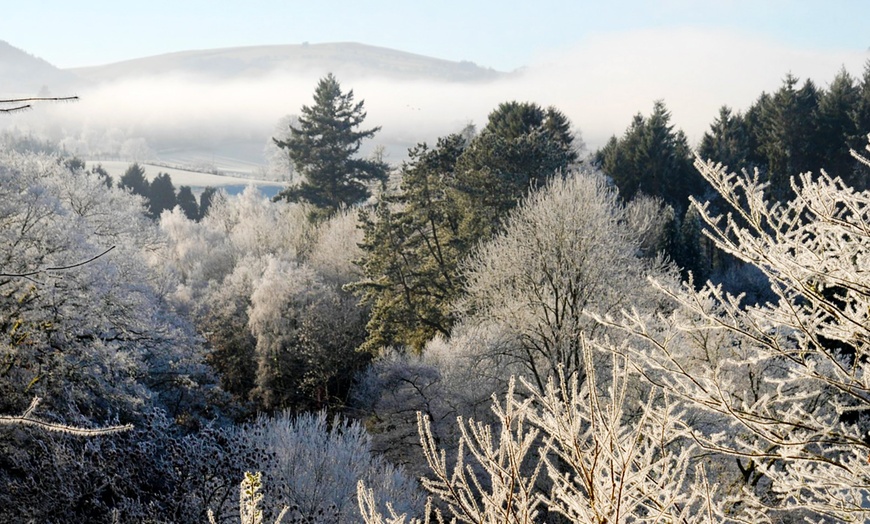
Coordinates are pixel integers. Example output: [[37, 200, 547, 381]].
[[0, 40, 81, 95], [69, 42, 506, 83]]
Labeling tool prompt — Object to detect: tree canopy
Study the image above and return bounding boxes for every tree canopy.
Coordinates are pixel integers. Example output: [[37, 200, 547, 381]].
[[273, 73, 388, 216]]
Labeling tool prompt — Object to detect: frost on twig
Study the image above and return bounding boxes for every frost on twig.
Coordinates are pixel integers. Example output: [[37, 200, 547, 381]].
[[0, 397, 132, 436], [0, 96, 78, 114]]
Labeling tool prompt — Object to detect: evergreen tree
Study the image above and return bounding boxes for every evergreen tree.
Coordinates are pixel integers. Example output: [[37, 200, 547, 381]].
[[354, 102, 579, 353], [148, 172, 177, 219], [354, 134, 468, 353], [816, 68, 860, 179], [198, 186, 217, 221], [273, 73, 387, 216], [596, 100, 701, 212], [849, 60, 870, 188], [754, 75, 822, 198], [452, 101, 578, 240], [698, 106, 752, 173], [89, 163, 113, 188], [118, 162, 149, 197], [176, 185, 199, 220]]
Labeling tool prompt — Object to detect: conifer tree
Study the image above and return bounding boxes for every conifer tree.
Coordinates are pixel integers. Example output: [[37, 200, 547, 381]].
[[355, 134, 467, 353], [453, 101, 578, 240], [354, 103, 578, 354], [198, 186, 217, 220], [176, 185, 199, 220], [754, 75, 822, 198], [118, 162, 149, 197], [698, 106, 752, 173], [273, 74, 387, 216], [596, 101, 701, 212], [816, 68, 860, 179], [148, 172, 177, 219]]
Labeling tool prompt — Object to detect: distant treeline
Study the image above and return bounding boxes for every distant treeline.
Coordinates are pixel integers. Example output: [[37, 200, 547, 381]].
[[79, 159, 217, 221], [595, 65, 870, 281]]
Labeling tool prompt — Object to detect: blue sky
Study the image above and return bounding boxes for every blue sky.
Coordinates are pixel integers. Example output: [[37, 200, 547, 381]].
[[4, 0, 868, 71]]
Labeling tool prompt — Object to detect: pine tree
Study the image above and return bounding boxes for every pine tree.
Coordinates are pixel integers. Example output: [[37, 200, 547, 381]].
[[452, 101, 578, 240], [816, 68, 860, 179], [118, 162, 149, 197], [354, 134, 467, 353], [273, 73, 387, 216], [176, 185, 199, 220], [596, 100, 701, 212], [755, 75, 822, 198], [148, 172, 177, 219], [698, 106, 752, 173], [849, 60, 870, 189], [354, 103, 578, 354], [198, 186, 217, 221]]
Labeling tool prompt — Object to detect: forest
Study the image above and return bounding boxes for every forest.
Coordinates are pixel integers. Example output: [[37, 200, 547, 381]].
[[2, 64, 870, 523]]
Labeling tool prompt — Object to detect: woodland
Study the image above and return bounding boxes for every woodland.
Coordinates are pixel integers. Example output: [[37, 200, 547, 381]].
[[2, 65, 870, 523]]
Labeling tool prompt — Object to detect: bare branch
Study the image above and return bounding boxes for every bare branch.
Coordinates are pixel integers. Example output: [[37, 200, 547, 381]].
[[0, 397, 133, 436], [0, 245, 116, 278]]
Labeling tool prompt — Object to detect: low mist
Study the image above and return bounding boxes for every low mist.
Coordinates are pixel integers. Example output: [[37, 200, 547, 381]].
[[4, 28, 866, 173]]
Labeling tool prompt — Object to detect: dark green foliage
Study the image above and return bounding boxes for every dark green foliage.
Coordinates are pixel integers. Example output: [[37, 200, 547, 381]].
[[355, 134, 467, 353], [202, 296, 258, 403], [483, 101, 577, 161], [354, 101, 578, 353], [753, 74, 823, 199], [455, 144, 571, 239], [596, 100, 703, 213], [198, 186, 217, 220], [63, 156, 86, 171], [148, 172, 177, 219], [118, 162, 149, 197], [851, 63, 870, 188], [698, 106, 753, 173], [176, 185, 199, 220], [273, 73, 388, 216], [816, 68, 861, 179]]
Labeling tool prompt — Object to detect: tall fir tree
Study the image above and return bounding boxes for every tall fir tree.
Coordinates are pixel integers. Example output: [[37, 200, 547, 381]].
[[273, 73, 387, 217], [353, 102, 579, 354], [354, 134, 468, 353], [754, 75, 822, 198], [198, 186, 217, 221], [595, 100, 701, 212], [148, 172, 177, 219], [816, 68, 860, 179], [452, 101, 578, 241], [698, 106, 752, 173], [849, 60, 870, 188], [118, 162, 149, 198], [176, 185, 200, 221]]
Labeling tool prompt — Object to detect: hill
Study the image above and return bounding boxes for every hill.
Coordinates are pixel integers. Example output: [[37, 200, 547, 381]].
[[0, 40, 82, 96], [69, 42, 506, 83]]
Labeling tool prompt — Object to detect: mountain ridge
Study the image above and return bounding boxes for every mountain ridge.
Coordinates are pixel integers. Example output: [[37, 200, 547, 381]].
[[67, 42, 508, 83], [0, 40, 82, 95]]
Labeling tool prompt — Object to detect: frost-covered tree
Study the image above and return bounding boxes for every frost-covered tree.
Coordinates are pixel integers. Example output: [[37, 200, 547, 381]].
[[0, 151, 209, 420], [248, 258, 367, 411], [458, 170, 674, 392], [597, 142, 870, 520], [359, 346, 756, 524], [158, 187, 369, 411], [233, 411, 424, 524]]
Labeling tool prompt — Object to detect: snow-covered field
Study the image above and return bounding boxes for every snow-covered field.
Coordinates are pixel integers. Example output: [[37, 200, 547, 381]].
[[87, 160, 286, 197]]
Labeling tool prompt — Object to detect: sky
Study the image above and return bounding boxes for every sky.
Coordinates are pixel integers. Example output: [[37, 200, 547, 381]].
[[3, 1, 870, 161], [4, 1, 868, 72]]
